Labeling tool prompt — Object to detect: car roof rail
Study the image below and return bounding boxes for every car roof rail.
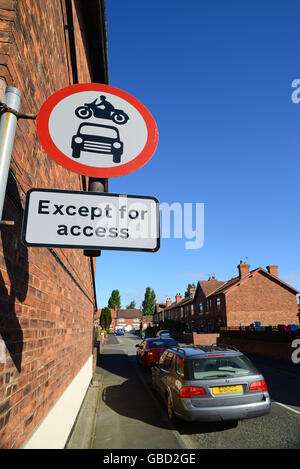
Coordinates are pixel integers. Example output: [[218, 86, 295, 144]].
[[213, 343, 240, 352], [169, 346, 187, 355], [188, 344, 240, 353], [191, 345, 214, 352]]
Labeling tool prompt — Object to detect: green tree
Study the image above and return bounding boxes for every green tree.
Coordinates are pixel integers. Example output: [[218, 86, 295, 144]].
[[184, 283, 195, 298], [108, 290, 121, 310], [126, 300, 136, 309], [142, 287, 156, 315], [100, 307, 112, 330]]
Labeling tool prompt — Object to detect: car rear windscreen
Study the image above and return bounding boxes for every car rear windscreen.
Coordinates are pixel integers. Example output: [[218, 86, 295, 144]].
[[188, 355, 259, 380], [148, 339, 177, 349]]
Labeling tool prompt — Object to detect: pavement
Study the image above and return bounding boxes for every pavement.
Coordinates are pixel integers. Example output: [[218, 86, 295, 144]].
[[65, 335, 118, 449], [65, 362, 104, 449]]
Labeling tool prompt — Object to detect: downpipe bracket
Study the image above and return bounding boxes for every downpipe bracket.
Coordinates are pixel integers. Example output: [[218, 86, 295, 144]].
[[0, 102, 37, 120], [0, 220, 15, 226]]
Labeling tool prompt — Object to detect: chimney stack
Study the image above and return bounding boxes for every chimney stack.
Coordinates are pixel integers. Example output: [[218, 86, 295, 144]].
[[188, 286, 196, 298], [175, 293, 182, 303], [266, 265, 278, 278], [165, 298, 172, 307], [237, 260, 250, 279]]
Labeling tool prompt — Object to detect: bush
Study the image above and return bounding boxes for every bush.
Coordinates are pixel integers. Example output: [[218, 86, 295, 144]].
[[143, 326, 159, 337]]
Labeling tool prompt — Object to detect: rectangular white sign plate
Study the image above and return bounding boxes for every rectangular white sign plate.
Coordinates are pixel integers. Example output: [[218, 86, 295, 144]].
[[22, 189, 160, 252]]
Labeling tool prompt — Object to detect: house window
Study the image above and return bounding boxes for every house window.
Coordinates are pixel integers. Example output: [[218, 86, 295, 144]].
[[206, 300, 210, 312], [199, 302, 203, 314], [191, 304, 194, 315], [181, 307, 183, 318], [216, 298, 221, 311]]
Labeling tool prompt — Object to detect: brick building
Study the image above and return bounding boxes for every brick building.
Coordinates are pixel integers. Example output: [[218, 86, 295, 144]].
[[94, 307, 117, 329], [0, 0, 108, 449], [154, 262, 299, 333], [153, 287, 196, 329], [194, 262, 299, 332], [96, 307, 153, 332], [114, 308, 152, 332]]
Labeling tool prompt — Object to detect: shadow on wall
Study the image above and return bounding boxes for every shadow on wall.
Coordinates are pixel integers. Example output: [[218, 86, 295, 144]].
[[0, 174, 29, 372]]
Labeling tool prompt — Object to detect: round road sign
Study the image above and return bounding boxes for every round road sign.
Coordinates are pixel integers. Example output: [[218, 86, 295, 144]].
[[36, 83, 158, 177]]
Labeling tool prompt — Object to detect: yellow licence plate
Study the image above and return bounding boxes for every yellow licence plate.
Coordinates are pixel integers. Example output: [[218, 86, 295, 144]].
[[212, 385, 243, 395]]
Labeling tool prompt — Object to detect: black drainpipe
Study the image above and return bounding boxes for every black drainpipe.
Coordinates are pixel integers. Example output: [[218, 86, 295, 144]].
[[63, 0, 98, 330]]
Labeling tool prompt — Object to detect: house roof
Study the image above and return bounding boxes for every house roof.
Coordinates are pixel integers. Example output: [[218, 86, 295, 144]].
[[117, 309, 143, 319], [164, 296, 193, 312], [161, 265, 299, 315], [198, 279, 226, 296], [206, 268, 299, 297], [142, 316, 153, 322]]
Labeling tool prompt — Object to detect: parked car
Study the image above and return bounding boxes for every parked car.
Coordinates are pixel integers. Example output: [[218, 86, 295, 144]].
[[156, 330, 171, 338], [151, 345, 271, 422], [136, 337, 178, 369], [115, 329, 124, 336]]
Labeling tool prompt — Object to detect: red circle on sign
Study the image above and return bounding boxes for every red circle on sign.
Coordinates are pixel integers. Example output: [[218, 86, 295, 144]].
[[36, 83, 158, 177]]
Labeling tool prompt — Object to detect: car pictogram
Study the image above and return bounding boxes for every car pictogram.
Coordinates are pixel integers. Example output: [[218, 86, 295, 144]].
[[71, 123, 123, 163]]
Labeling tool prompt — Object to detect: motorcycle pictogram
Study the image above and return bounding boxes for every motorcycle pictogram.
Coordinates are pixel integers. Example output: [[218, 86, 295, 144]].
[[75, 95, 129, 125]]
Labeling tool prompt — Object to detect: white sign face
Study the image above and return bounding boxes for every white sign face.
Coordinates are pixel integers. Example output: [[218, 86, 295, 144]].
[[49, 91, 147, 168], [22, 189, 160, 252], [36, 84, 158, 178]]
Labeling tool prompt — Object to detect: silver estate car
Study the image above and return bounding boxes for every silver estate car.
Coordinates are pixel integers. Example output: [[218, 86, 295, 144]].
[[151, 345, 271, 422]]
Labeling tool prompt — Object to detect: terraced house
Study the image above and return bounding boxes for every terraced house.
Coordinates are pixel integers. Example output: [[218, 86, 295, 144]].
[[154, 261, 299, 333]]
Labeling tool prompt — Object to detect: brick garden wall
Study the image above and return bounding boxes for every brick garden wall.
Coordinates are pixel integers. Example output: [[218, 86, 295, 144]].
[[217, 330, 300, 362], [0, 0, 96, 448]]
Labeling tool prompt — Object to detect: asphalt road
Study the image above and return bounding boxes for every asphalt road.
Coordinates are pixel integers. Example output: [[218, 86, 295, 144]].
[[93, 333, 300, 449]]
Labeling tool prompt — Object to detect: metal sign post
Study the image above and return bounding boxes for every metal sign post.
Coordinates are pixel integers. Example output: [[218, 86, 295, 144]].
[[0, 86, 22, 221], [84, 177, 106, 257]]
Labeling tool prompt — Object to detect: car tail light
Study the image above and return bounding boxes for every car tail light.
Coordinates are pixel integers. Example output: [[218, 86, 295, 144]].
[[249, 380, 268, 392], [179, 386, 206, 398]]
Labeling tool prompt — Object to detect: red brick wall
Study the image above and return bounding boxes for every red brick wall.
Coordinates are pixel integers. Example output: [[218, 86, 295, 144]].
[[226, 271, 298, 327], [0, 0, 96, 449], [217, 333, 297, 362], [192, 333, 219, 345]]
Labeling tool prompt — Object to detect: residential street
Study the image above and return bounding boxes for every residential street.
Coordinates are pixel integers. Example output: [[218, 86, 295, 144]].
[[92, 333, 300, 450]]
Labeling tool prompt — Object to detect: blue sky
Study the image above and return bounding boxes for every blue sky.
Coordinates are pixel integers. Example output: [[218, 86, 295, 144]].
[[95, 0, 300, 308]]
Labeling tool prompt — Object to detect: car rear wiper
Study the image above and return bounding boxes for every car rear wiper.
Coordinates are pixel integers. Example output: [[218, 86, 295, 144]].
[[202, 374, 231, 379]]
